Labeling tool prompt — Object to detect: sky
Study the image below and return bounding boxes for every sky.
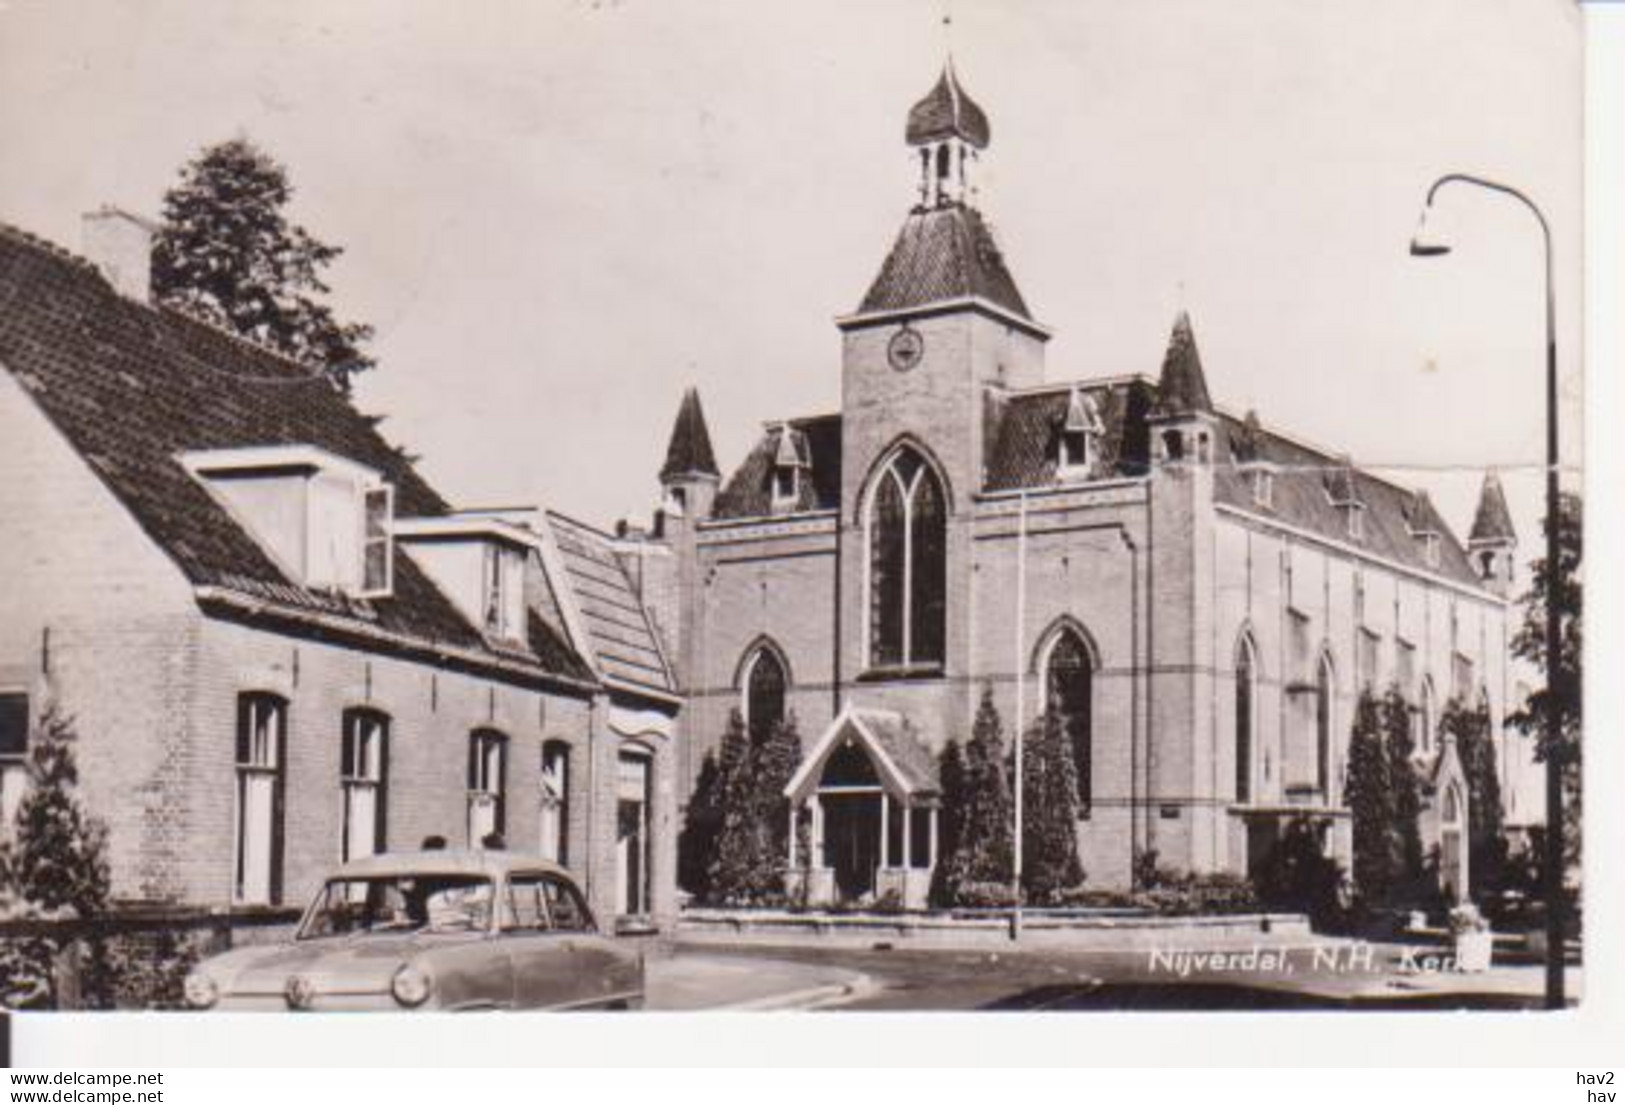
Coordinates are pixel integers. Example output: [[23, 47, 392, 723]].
[[0, 0, 1586, 556]]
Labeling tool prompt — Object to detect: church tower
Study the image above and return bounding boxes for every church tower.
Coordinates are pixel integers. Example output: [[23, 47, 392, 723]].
[[833, 61, 1049, 719]]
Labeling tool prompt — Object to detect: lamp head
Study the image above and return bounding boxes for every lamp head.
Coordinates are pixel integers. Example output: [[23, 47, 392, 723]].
[[1409, 202, 1452, 257]]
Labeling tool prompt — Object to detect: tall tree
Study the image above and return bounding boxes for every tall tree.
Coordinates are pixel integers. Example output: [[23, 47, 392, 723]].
[[1380, 684, 1425, 891], [1018, 712, 1085, 904], [1344, 689, 1394, 907], [929, 738, 968, 907], [0, 707, 112, 1009], [152, 137, 375, 392], [1506, 491, 1582, 871], [677, 749, 724, 901], [941, 688, 1014, 898], [1442, 695, 1507, 900], [703, 711, 758, 904], [751, 713, 804, 888]]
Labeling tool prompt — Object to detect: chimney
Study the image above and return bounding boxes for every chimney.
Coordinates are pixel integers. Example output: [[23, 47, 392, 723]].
[[81, 206, 156, 302]]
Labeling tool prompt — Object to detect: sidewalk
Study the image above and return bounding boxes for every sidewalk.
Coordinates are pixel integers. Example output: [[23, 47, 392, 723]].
[[644, 950, 875, 1011]]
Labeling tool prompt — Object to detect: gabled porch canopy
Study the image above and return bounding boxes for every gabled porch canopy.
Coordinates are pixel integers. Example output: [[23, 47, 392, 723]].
[[784, 706, 939, 805]]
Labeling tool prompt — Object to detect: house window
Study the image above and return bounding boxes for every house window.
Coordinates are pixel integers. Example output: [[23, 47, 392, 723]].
[[360, 486, 393, 596], [0, 693, 30, 838], [235, 694, 287, 905], [1234, 638, 1256, 803], [340, 709, 388, 862], [1045, 628, 1093, 816], [1358, 629, 1380, 693], [1315, 654, 1334, 799], [480, 543, 525, 641], [539, 740, 570, 865], [616, 750, 652, 917], [1346, 507, 1365, 541], [468, 729, 508, 846], [743, 646, 788, 745], [867, 447, 947, 669]]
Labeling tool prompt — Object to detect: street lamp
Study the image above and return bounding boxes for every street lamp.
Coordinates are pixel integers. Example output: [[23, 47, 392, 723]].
[[1409, 172, 1565, 1010]]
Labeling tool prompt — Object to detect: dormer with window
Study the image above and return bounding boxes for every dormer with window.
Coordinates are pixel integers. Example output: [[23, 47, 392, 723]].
[[396, 514, 537, 645], [1403, 490, 1444, 570], [770, 423, 811, 515], [1323, 462, 1365, 542], [1056, 387, 1104, 482], [1237, 461, 1277, 510], [181, 445, 395, 598]]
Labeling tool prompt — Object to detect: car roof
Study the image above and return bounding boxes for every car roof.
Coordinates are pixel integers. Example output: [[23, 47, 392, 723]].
[[327, 849, 574, 882]]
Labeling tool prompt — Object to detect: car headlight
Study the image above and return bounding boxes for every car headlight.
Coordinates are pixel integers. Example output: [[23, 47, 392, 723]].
[[183, 970, 219, 1010], [391, 963, 432, 1008]]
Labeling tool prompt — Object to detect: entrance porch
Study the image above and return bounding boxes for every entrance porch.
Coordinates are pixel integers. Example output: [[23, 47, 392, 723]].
[[782, 707, 940, 910]]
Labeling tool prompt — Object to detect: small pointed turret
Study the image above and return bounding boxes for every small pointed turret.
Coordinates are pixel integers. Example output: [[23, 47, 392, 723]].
[[1468, 471, 1517, 596], [658, 387, 719, 524], [660, 387, 719, 483], [1153, 311, 1214, 418]]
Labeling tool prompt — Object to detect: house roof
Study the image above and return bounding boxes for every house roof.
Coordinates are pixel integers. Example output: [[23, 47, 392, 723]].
[[659, 386, 719, 482], [1468, 471, 1517, 545], [858, 204, 1030, 321], [711, 414, 843, 520], [905, 63, 991, 150], [541, 511, 675, 696], [0, 220, 597, 692]]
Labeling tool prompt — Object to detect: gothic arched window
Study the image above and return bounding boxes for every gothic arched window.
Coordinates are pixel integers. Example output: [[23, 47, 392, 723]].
[[743, 645, 788, 745], [1316, 652, 1335, 798], [867, 448, 947, 669], [1046, 628, 1094, 815], [1418, 676, 1436, 756], [1235, 635, 1257, 803]]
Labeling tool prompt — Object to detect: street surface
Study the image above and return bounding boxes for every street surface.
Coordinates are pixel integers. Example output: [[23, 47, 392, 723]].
[[659, 936, 1581, 1011]]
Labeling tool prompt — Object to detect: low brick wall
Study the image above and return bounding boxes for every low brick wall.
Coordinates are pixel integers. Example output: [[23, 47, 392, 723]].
[[678, 907, 1312, 949]]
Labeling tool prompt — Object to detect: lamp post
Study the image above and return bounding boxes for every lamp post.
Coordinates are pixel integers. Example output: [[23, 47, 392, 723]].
[[1410, 172, 1565, 1009]]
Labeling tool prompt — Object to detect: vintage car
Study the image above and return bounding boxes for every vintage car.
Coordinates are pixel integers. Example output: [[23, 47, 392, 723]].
[[184, 850, 644, 1011]]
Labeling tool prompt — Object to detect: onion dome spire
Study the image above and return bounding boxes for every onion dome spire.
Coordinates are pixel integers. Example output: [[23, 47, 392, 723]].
[[907, 60, 990, 209]]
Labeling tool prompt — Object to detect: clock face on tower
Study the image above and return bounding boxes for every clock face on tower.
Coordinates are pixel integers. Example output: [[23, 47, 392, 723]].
[[887, 325, 924, 372]]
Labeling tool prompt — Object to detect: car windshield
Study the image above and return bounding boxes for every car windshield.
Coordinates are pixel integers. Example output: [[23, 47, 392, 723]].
[[298, 875, 496, 940]]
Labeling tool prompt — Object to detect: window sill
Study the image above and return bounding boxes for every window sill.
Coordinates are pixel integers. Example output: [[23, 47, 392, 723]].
[[855, 664, 946, 684]]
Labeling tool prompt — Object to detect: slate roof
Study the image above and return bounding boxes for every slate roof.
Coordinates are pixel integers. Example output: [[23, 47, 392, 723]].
[[1151, 310, 1213, 417], [784, 707, 940, 802], [858, 204, 1030, 320], [854, 709, 939, 796], [983, 379, 1156, 490], [711, 414, 842, 519], [542, 511, 675, 696], [659, 386, 719, 481], [905, 64, 991, 150], [0, 220, 596, 690], [1208, 412, 1483, 587], [1468, 471, 1517, 544]]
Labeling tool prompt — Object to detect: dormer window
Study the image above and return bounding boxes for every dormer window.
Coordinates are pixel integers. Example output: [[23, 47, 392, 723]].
[[1239, 461, 1276, 509], [480, 541, 526, 641], [182, 445, 395, 600], [1057, 387, 1104, 481], [1346, 505, 1365, 542], [396, 514, 535, 645], [362, 486, 394, 596], [1423, 532, 1442, 569], [770, 423, 809, 514]]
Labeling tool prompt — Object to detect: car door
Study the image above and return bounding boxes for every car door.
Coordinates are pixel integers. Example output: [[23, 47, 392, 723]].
[[504, 872, 636, 1009]]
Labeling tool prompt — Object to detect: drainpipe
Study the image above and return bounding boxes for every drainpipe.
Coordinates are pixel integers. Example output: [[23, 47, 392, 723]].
[[1010, 492, 1028, 937]]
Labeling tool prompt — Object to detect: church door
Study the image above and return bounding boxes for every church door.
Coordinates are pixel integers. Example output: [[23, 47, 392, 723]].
[[822, 793, 881, 901]]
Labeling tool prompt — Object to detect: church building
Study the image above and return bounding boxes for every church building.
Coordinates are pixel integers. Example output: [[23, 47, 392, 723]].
[[643, 64, 1519, 905]]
